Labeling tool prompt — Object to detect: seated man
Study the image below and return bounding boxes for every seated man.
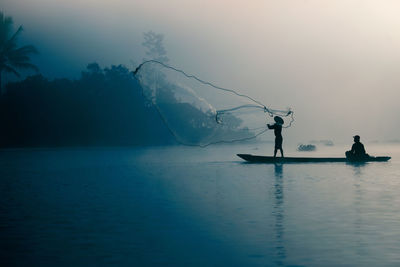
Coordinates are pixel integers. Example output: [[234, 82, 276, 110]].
[[345, 135, 369, 160]]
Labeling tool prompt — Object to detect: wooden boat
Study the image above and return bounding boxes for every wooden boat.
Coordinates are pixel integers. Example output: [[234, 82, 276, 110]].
[[237, 154, 391, 163]]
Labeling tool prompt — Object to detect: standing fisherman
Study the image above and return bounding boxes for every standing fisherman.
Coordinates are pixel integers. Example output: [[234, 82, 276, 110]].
[[268, 116, 284, 158]]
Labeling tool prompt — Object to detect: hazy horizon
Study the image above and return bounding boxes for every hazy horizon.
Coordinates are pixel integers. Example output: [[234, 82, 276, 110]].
[[3, 0, 400, 144]]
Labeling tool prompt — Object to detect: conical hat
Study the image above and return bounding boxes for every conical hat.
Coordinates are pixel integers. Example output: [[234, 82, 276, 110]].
[[274, 116, 284, 125]]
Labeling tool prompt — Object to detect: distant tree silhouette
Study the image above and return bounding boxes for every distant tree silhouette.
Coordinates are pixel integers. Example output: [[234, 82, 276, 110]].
[[0, 12, 38, 93], [142, 31, 169, 63]]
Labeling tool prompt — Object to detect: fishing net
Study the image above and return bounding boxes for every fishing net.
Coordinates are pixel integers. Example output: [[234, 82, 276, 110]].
[[134, 60, 294, 147]]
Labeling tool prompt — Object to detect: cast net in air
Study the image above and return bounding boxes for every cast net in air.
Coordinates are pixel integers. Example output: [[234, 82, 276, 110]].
[[133, 60, 294, 147]]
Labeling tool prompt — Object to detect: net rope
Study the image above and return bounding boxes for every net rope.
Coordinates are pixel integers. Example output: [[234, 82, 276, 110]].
[[133, 60, 294, 147]]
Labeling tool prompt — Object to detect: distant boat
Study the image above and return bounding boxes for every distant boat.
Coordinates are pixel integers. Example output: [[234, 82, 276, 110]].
[[237, 154, 391, 163], [297, 144, 316, 151], [321, 140, 334, 146]]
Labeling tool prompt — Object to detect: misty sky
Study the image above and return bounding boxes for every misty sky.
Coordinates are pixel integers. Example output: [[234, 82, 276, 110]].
[[3, 0, 400, 143]]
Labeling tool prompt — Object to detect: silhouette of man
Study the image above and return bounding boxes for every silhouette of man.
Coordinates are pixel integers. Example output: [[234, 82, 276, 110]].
[[346, 135, 369, 160], [268, 116, 284, 158]]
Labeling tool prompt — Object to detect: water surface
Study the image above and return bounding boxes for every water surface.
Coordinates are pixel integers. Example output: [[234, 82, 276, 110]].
[[1, 144, 400, 266]]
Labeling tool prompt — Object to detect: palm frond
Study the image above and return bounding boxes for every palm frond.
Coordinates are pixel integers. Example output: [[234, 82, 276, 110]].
[[3, 64, 20, 77], [8, 25, 23, 44], [6, 45, 39, 72], [7, 45, 38, 61], [8, 62, 39, 72], [14, 45, 38, 55], [0, 12, 38, 83], [2, 25, 23, 53]]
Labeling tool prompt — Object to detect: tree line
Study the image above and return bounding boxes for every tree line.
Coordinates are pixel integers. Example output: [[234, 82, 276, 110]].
[[0, 63, 175, 147], [0, 12, 176, 148]]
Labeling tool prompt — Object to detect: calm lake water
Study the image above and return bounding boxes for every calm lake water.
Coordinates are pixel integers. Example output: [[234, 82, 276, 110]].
[[1, 143, 400, 266]]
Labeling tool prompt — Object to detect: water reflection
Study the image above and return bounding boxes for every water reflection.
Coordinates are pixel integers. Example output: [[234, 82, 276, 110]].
[[273, 163, 286, 265], [350, 162, 368, 256], [347, 162, 368, 176]]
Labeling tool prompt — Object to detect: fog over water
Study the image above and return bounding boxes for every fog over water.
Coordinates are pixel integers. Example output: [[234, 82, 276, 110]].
[[3, 0, 400, 143]]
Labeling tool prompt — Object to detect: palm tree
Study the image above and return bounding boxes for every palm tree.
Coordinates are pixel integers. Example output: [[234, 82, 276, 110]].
[[0, 12, 38, 93]]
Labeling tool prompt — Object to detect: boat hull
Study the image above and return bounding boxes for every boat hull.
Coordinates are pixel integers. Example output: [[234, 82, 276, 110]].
[[237, 154, 391, 163]]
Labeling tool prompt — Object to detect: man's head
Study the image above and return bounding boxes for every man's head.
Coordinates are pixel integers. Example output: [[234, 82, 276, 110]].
[[353, 135, 360, 142], [274, 116, 284, 125]]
